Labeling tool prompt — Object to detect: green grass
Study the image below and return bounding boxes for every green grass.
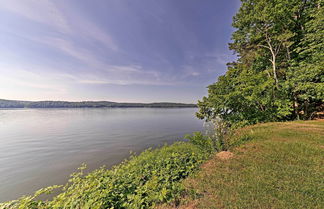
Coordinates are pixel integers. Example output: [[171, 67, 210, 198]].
[[169, 120, 324, 209]]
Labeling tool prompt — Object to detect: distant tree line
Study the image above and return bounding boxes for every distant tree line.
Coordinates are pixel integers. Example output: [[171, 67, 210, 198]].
[[197, 0, 323, 126], [0, 99, 196, 108]]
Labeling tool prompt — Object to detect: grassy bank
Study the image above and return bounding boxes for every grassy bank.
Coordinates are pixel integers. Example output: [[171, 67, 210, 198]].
[[164, 120, 324, 208]]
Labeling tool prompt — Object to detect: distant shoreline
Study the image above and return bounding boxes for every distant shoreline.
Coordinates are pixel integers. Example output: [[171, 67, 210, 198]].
[[0, 106, 197, 109], [0, 99, 197, 109]]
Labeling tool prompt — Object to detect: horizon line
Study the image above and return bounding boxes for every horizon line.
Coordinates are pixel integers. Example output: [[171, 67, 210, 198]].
[[0, 98, 197, 105]]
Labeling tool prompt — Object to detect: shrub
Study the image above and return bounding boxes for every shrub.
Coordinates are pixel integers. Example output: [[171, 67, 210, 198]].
[[185, 132, 213, 152], [213, 119, 232, 151], [203, 119, 233, 151]]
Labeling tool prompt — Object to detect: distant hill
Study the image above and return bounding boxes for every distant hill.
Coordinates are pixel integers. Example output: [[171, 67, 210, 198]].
[[0, 99, 197, 108]]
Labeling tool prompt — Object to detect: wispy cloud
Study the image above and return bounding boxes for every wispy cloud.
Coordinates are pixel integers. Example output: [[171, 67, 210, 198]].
[[0, 0, 118, 51], [0, 0, 224, 87], [0, 0, 71, 33], [76, 78, 176, 86], [205, 52, 235, 66], [31, 36, 163, 84], [78, 17, 119, 51], [0, 1, 168, 85], [0, 0, 238, 102], [0, 65, 67, 93]]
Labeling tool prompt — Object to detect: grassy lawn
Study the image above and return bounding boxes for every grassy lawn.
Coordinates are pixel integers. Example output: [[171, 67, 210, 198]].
[[169, 120, 324, 209]]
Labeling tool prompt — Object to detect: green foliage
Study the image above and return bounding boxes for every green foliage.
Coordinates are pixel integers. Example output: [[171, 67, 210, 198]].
[[289, 0, 324, 119], [185, 132, 213, 152], [0, 186, 61, 209], [186, 120, 235, 152], [210, 120, 233, 151], [1, 142, 210, 209], [197, 0, 323, 126]]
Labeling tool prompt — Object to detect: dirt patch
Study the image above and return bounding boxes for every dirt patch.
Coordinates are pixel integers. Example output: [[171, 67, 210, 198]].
[[216, 151, 234, 160]]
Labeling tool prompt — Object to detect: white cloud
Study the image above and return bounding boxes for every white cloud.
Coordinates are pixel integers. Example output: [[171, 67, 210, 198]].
[[0, 0, 186, 89], [78, 17, 119, 51], [0, 0, 119, 51], [33, 37, 161, 82], [190, 72, 200, 76], [0, 0, 71, 33], [205, 52, 235, 66], [180, 65, 201, 78], [77, 78, 175, 86], [0, 65, 67, 98]]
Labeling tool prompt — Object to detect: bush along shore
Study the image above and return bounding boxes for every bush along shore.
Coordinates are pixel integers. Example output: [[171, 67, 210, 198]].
[[0, 143, 209, 209]]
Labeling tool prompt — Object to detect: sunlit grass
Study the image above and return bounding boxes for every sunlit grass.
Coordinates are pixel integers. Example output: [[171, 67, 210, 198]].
[[172, 120, 324, 209]]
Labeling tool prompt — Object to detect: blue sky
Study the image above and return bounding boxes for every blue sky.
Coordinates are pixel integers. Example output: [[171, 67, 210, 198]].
[[0, 0, 240, 103]]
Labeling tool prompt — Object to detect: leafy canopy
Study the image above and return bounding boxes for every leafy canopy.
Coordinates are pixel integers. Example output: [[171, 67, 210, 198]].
[[198, 0, 324, 125]]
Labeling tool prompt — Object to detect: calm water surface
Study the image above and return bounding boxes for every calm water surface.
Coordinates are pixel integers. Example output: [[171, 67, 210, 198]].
[[0, 108, 202, 202]]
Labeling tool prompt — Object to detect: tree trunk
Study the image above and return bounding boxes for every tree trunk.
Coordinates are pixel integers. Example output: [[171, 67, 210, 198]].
[[293, 93, 300, 120], [271, 54, 279, 87], [266, 37, 279, 88]]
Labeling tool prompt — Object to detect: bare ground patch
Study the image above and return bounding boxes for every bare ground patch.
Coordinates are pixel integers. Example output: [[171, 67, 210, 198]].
[[216, 151, 234, 160]]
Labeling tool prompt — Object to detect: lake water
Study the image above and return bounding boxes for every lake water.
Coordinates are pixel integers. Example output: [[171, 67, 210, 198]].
[[0, 108, 203, 202]]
